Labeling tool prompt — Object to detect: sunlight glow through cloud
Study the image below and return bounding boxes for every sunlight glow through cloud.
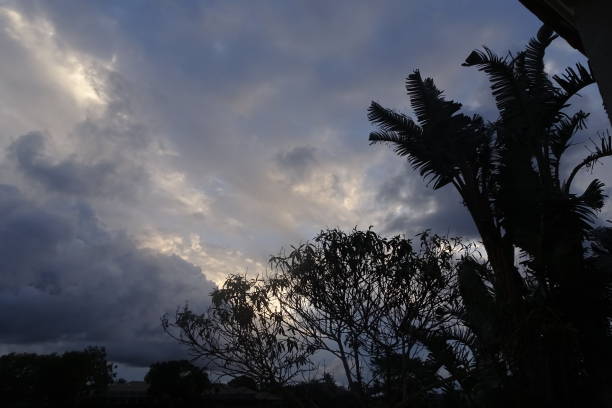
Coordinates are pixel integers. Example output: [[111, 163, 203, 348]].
[[1, 7, 108, 107], [0, 0, 608, 376]]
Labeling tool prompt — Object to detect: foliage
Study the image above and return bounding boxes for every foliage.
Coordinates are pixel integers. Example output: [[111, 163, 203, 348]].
[[268, 228, 466, 403], [162, 275, 314, 388], [0, 347, 115, 406], [369, 25, 612, 406], [165, 228, 468, 406], [145, 360, 209, 400], [163, 27, 612, 407], [227, 375, 258, 390], [370, 353, 447, 407], [282, 375, 360, 408]]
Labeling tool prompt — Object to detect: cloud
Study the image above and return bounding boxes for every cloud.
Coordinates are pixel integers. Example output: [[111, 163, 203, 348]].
[[0, 0, 610, 377], [374, 161, 477, 237], [0, 185, 216, 366], [11, 131, 122, 196], [276, 146, 318, 178]]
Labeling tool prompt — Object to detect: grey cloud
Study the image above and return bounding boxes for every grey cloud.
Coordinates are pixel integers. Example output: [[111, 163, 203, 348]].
[[381, 197, 478, 238], [2, 0, 610, 375], [11, 132, 118, 196], [7, 78, 152, 203], [0, 185, 215, 366], [377, 162, 477, 238], [275, 145, 318, 181]]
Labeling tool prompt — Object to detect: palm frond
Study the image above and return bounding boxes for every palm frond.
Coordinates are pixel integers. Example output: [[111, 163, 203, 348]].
[[579, 179, 607, 211], [409, 152, 456, 190], [368, 130, 404, 146], [567, 194, 600, 235], [550, 111, 589, 160], [439, 325, 478, 351], [368, 130, 414, 158], [524, 25, 558, 92], [368, 101, 422, 136], [410, 326, 471, 377], [405, 70, 462, 128], [368, 101, 457, 189], [585, 134, 612, 170], [462, 47, 525, 122], [565, 134, 612, 193], [554, 180, 608, 238], [553, 63, 595, 100]]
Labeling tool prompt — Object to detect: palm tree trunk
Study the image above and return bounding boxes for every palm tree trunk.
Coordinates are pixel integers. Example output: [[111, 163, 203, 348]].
[[460, 188, 522, 312]]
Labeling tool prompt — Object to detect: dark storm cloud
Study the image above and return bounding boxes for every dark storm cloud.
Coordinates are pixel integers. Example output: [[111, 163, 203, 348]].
[[1, 0, 610, 377], [10, 132, 119, 196], [0, 185, 215, 366]]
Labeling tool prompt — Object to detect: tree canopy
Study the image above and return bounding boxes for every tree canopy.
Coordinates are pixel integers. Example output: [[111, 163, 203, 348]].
[[163, 274, 314, 388], [0, 347, 115, 406], [369, 25, 612, 407], [164, 25, 612, 408], [145, 359, 210, 401]]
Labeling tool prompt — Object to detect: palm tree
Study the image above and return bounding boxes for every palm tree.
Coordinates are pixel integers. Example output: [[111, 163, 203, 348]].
[[368, 26, 612, 406]]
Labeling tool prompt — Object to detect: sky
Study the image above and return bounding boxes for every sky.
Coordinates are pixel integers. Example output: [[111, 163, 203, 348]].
[[0, 0, 609, 380]]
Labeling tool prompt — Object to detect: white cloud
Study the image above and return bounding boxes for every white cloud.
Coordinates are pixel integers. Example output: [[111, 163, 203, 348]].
[[0, 0, 608, 374], [0, 7, 109, 107]]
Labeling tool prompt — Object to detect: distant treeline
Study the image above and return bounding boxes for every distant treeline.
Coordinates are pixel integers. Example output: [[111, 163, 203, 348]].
[[0, 347, 114, 407], [0, 349, 361, 408]]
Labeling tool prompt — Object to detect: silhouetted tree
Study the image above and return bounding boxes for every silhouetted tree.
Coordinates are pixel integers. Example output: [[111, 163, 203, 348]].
[[268, 228, 389, 397], [371, 353, 440, 407], [163, 275, 314, 389], [282, 373, 361, 408], [366, 232, 471, 405], [145, 360, 209, 404], [227, 375, 258, 390], [0, 347, 115, 407], [268, 228, 464, 405], [368, 25, 612, 406], [409, 258, 516, 406]]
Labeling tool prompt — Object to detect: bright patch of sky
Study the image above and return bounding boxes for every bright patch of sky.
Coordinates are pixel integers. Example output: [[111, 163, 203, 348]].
[[0, 0, 608, 378]]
